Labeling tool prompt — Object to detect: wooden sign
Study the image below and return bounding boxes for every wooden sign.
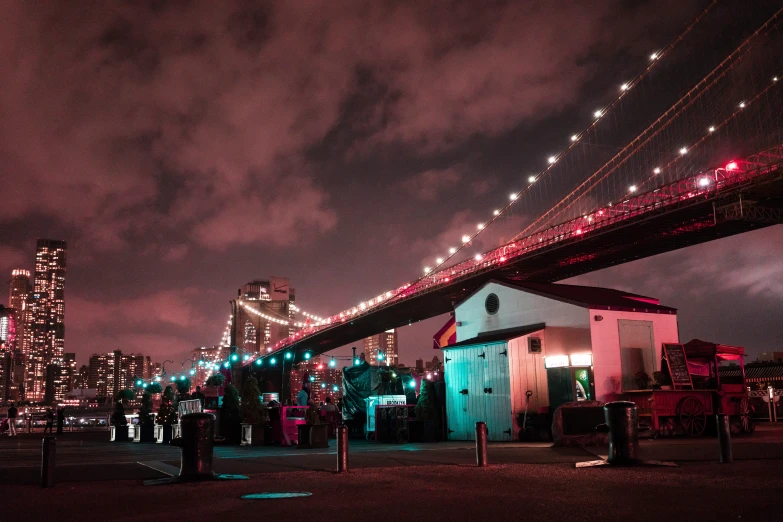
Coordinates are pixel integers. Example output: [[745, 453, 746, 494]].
[[663, 343, 693, 389]]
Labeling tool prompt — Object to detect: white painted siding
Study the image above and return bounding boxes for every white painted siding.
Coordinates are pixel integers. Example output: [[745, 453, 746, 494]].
[[589, 309, 679, 402], [455, 282, 590, 342], [507, 332, 549, 432]]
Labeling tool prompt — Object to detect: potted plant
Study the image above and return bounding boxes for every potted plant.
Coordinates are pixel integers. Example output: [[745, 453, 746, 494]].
[[219, 384, 242, 444], [134, 391, 156, 442], [298, 404, 329, 449], [634, 371, 652, 390], [411, 379, 440, 442], [155, 385, 177, 443], [110, 401, 129, 442], [240, 377, 267, 446], [653, 371, 672, 390]]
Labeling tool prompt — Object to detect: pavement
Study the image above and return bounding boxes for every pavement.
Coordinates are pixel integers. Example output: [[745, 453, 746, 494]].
[[1, 425, 782, 521]]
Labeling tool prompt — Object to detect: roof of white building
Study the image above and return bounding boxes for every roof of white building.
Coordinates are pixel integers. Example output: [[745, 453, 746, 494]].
[[459, 279, 677, 314]]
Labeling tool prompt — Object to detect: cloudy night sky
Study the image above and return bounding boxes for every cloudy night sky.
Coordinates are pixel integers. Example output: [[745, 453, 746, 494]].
[[1, 0, 781, 368]]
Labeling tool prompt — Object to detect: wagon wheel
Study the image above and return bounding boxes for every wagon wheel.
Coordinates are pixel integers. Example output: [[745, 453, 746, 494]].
[[658, 417, 677, 438], [677, 396, 706, 437], [738, 398, 755, 434]]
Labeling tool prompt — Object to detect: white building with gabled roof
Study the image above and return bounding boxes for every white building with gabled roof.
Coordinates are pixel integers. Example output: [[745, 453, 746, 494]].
[[442, 279, 679, 441]]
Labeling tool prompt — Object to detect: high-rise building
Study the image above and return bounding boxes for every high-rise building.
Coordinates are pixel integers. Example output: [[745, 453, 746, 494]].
[[87, 350, 149, 400], [230, 278, 296, 355], [0, 305, 15, 350], [75, 364, 89, 389], [29, 239, 67, 401], [191, 345, 226, 387], [289, 356, 342, 405], [8, 270, 31, 355], [363, 329, 399, 367], [62, 352, 77, 392]]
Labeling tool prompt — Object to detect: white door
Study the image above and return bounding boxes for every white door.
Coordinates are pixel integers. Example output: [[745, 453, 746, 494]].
[[483, 343, 513, 441], [444, 348, 470, 440], [618, 320, 655, 390]]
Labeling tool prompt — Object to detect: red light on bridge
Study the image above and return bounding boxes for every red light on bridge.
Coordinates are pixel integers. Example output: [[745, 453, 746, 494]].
[[444, 277, 450, 282], [575, 229, 582, 235], [726, 161, 738, 171], [499, 256, 506, 262]]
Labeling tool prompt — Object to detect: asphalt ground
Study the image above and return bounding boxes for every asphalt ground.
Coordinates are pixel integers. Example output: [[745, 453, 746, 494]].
[[1, 426, 783, 520], [2, 424, 783, 485], [1, 460, 781, 522]]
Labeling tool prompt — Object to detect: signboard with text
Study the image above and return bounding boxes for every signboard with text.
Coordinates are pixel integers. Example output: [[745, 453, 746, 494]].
[[662, 343, 693, 389], [269, 277, 290, 300]]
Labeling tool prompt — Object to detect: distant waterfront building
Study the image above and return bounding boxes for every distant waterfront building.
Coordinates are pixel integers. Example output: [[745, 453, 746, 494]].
[[363, 329, 399, 366], [191, 345, 226, 386], [28, 239, 67, 401], [75, 364, 89, 389], [0, 305, 15, 350], [758, 351, 783, 363], [8, 269, 31, 355], [87, 350, 148, 400], [289, 356, 342, 405], [415, 356, 442, 373], [230, 278, 296, 355]]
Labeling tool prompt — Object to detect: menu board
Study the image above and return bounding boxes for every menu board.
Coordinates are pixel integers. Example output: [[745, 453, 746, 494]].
[[663, 343, 693, 389]]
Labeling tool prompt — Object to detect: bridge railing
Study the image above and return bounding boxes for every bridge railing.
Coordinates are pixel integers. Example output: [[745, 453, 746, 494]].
[[257, 144, 783, 357]]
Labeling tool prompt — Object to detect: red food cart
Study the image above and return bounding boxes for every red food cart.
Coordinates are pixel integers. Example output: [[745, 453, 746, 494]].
[[622, 339, 754, 437]]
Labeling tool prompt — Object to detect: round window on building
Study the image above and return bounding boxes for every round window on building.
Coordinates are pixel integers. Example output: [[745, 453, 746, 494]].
[[485, 293, 500, 315]]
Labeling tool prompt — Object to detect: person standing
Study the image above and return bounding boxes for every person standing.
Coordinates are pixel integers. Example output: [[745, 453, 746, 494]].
[[194, 386, 206, 409], [6, 403, 18, 436], [56, 408, 65, 435], [43, 408, 54, 434], [296, 387, 309, 406]]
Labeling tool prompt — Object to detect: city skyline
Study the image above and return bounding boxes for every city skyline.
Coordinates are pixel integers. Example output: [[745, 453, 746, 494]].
[[1, 2, 781, 373]]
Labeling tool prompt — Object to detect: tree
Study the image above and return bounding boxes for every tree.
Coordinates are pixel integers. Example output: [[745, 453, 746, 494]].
[[139, 392, 153, 425], [176, 377, 191, 398], [156, 386, 177, 425], [414, 379, 438, 421], [116, 389, 135, 404], [111, 402, 128, 426], [220, 384, 242, 443], [242, 377, 267, 425], [205, 374, 225, 387], [147, 382, 163, 394]]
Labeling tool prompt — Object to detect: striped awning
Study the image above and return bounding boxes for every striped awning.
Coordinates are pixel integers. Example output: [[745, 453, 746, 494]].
[[720, 364, 783, 383]]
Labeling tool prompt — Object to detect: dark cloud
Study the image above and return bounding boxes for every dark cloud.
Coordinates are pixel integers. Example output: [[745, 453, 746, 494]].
[[2, 0, 779, 365]]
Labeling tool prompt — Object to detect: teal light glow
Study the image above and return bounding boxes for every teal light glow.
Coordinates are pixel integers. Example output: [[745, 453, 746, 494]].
[[223, 362, 230, 368], [270, 357, 277, 365], [285, 352, 292, 360], [304, 353, 311, 360], [231, 353, 239, 362], [255, 359, 263, 365]]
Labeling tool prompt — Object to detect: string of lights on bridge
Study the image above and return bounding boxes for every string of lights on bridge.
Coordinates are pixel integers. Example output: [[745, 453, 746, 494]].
[[418, 1, 721, 278], [199, 3, 781, 362]]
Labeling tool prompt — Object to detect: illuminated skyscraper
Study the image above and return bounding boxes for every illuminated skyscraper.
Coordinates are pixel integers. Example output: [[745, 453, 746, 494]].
[[230, 278, 296, 355], [363, 329, 399, 367], [8, 269, 31, 354], [29, 239, 67, 401]]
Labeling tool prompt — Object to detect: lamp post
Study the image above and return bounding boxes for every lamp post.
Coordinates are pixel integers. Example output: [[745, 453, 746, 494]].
[[162, 360, 174, 381]]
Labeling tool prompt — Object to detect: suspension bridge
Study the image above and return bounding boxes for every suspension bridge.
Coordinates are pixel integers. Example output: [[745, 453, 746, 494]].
[[219, 3, 783, 374]]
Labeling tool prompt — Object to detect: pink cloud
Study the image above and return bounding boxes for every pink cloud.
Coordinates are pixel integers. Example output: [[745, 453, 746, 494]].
[[402, 167, 463, 201]]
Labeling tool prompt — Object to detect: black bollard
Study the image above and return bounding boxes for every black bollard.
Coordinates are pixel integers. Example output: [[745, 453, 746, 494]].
[[716, 414, 732, 464], [336, 425, 349, 473], [41, 437, 56, 488], [173, 412, 215, 481], [604, 401, 639, 465], [475, 422, 488, 467]]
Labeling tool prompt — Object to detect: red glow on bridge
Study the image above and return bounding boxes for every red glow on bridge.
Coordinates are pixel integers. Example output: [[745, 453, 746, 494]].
[[726, 161, 738, 171]]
